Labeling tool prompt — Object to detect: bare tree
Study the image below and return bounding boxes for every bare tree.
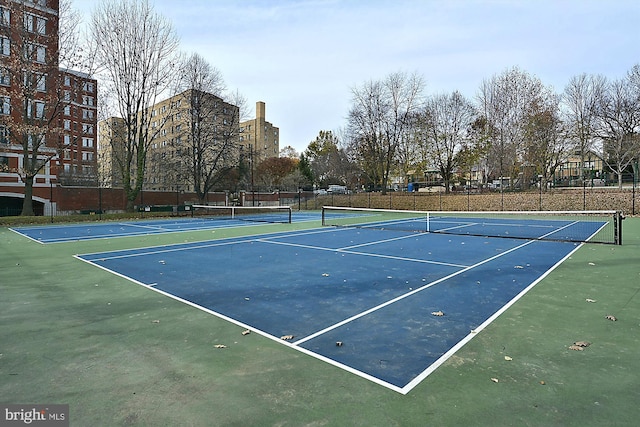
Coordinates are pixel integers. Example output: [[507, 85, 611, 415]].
[[523, 92, 568, 190], [562, 73, 607, 183], [627, 64, 640, 180], [477, 67, 546, 198], [597, 75, 640, 188], [89, 0, 179, 211], [347, 71, 424, 194], [419, 91, 476, 193], [168, 52, 247, 202]]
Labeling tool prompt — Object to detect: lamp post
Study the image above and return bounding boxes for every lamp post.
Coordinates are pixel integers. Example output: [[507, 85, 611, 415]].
[[175, 173, 180, 212], [538, 174, 543, 211], [633, 160, 638, 215], [50, 179, 53, 223]]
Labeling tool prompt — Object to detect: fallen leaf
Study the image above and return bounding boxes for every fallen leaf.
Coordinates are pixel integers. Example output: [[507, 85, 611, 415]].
[[605, 315, 617, 321], [585, 298, 597, 303], [431, 311, 444, 316], [568, 345, 584, 351], [574, 341, 591, 347], [280, 335, 295, 341], [491, 377, 499, 383], [151, 320, 160, 324], [241, 329, 251, 336], [214, 344, 227, 349], [504, 356, 513, 361]]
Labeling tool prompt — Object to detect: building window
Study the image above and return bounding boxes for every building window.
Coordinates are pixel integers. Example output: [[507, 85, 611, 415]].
[[0, 36, 9, 56], [24, 72, 47, 91], [63, 119, 71, 130], [82, 96, 94, 106], [82, 123, 93, 134], [64, 105, 71, 115], [0, 126, 9, 144], [64, 75, 70, 86], [63, 134, 70, 145], [82, 137, 93, 148], [82, 81, 94, 92], [27, 133, 44, 147], [82, 109, 94, 119], [37, 74, 46, 91], [27, 99, 44, 119], [0, 7, 9, 27], [1, 96, 10, 115], [82, 152, 93, 161], [24, 43, 46, 63], [24, 13, 47, 35], [0, 156, 8, 169], [0, 67, 9, 86]]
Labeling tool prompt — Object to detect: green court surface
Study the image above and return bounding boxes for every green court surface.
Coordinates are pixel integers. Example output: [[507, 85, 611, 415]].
[[1, 217, 639, 426]]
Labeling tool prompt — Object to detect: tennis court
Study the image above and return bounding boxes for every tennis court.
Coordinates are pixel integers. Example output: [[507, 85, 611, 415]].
[[74, 209, 604, 393], [3, 208, 639, 425], [11, 206, 319, 243]]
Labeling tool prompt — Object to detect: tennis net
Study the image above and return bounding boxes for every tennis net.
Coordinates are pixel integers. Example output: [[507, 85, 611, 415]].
[[192, 205, 292, 224], [321, 206, 623, 245]]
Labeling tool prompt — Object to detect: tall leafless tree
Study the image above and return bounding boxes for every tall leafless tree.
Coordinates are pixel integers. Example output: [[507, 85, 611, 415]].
[[522, 92, 568, 190], [419, 91, 476, 193], [597, 75, 640, 188], [347, 71, 424, 194], [89, 0, 179, 211], [562, 73, 607, 183], [167, 52, 247, 203], [477, 67, 546, 199]]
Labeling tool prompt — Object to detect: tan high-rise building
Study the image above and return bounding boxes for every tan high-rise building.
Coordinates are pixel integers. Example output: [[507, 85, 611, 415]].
[[98, 89, 240, 193], [239, 101, 279, 162]]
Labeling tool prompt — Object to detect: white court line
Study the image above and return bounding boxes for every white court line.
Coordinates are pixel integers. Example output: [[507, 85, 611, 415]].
[[117, 222, 170, 231], [293, 237, 539, 348], [257, 238, 468, 268], [8, 228, 47, 244], [337, 232, 422, 250]]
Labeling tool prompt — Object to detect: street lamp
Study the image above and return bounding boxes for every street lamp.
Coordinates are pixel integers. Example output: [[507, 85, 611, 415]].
[[538, 174, 543, 211]]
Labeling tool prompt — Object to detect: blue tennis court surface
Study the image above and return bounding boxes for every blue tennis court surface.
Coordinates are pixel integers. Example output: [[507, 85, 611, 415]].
[[76, 226, 583, 394], [10, 212, 320, 243]]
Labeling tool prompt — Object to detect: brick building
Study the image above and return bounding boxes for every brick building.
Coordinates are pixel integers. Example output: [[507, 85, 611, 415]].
[[0, 0, 97, 215]]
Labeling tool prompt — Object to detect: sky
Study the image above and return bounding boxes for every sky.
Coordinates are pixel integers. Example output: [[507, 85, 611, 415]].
[[73, 0, 640, 154]]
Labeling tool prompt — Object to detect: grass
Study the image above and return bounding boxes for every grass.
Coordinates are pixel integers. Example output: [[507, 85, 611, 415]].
[[1, 217, 639, 426]]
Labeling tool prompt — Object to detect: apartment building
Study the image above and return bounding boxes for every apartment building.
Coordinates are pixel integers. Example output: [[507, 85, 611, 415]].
[[0, 0, 97, 214], [56, 68, 98, 185], [99, 89, 241, 193], [239, 101, 279, 163]]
